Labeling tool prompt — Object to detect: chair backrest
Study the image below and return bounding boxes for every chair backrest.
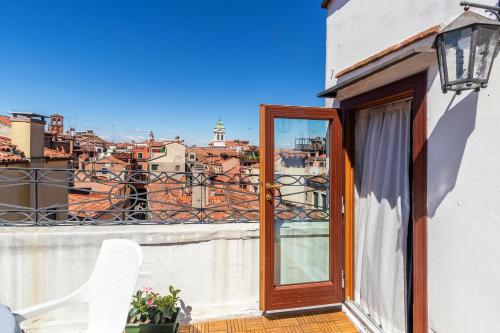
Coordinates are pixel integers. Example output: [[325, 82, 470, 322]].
[[84, 239, 143, 333]]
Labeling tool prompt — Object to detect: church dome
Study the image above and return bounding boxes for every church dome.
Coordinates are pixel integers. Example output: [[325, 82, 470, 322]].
[[215, 118, 224, 129]]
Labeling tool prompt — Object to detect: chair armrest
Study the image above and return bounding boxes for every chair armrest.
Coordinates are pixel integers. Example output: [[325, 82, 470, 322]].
[[14, 296, 71, 323], [13, 283, 88, 324]]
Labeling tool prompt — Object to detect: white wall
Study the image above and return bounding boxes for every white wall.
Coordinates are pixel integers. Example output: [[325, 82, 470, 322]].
[[324, 1, 500, 332], [0, 223, 332, 333], [325, 0, 473, 88], [426, 60, 500, 333], [0, 224, 261, 333]]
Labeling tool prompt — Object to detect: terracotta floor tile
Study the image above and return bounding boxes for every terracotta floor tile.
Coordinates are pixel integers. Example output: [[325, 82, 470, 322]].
[[179, 325, 191, 333], [209, 320, 228, 332], [300, 323, 323, 333], [282, 326, 304, 333], [190, 322, 210, 333], [278, 317, 300, 327], [245, 317, 265, 330], [296, 313, 316, 325], [181, 310, 358, 333], [264, 328, 286, 333], [227, 319, 247, 332], [262, 316, 281, 329]]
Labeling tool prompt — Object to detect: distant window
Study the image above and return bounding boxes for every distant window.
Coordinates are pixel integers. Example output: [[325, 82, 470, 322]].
[[137, 152, 143, 159], [322, 193, 327, 212], [313, 192, 319, 209], [101, 167, 108, 174], [175, 165, 180, 171], [137, 164, 143, 170], [160, 147, 167, 154], [151, 164, 159, 171]]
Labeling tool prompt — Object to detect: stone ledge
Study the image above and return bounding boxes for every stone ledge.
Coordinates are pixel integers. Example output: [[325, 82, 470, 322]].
[[0, 223, 261, 248]]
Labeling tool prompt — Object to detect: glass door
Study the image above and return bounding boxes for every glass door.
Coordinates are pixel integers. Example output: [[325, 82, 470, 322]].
[[260, 105, 343, 311]]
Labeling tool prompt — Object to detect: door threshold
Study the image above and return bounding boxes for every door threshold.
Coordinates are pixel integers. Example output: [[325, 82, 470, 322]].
[[343, 301, 384, 333], [264, 303, 342, 316]]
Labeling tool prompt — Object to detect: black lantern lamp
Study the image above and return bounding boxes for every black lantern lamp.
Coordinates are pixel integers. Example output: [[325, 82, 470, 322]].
[[435, 4, 500, 94]]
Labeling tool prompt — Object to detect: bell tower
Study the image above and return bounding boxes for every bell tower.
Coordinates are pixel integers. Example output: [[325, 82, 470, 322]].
[[49, 114, 64, 136], [212, 117, 225, 147]]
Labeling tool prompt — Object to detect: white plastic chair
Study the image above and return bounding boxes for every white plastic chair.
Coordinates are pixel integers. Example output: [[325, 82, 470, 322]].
[[14, 239, 143, 333]]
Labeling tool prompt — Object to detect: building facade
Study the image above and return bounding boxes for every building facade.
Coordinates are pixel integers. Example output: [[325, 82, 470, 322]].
[[319, 1, 500, 332]]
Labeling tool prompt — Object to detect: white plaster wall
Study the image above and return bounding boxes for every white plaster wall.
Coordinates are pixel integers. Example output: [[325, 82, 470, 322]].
[[0, 223, 332, 333], [0, 224, 261, 333], [324, 1, 500, 332], [325, 0, 498, 88], [426, 61, 500, 333]]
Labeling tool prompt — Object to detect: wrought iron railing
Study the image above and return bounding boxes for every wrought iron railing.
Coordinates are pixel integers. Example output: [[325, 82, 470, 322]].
[[0, 168, 329, 226]]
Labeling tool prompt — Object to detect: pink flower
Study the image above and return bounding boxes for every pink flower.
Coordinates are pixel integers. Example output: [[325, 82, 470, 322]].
[[142, 287, 152, 293], [146, 299, 154, 306]]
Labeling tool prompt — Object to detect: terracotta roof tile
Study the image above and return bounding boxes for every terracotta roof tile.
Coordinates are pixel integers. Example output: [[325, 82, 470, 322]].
[[0, 151, 25, 163], [0, 136, 11, 145], [0, 115, 12, 127], [44, 148, 71, 160], [0, 136, 70, 161], [112, 152, 132, 161], [0, 136, 27, 163], [96, 155, 128, 165]]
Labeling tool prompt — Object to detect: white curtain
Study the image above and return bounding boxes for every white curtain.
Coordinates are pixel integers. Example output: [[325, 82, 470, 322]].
[[354, 100, 412, 333]]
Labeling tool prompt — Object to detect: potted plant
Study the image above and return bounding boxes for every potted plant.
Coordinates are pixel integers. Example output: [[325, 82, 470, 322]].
[[125, 286, 181, 333]]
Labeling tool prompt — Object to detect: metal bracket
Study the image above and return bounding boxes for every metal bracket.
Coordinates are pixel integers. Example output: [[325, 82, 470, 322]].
[[460, 1, 500, 21]]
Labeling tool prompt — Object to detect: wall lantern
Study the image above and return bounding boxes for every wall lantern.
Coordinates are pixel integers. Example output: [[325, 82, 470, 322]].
[[435, 2, 500, 94]]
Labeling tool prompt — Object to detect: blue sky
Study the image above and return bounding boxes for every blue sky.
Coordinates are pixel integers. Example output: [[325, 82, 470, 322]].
[[0, 1, 326, 146]]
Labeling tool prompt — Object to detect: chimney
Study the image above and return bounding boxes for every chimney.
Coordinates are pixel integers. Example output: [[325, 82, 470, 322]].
[[191, 163, 209, 209], [10, 112, 47, 161]]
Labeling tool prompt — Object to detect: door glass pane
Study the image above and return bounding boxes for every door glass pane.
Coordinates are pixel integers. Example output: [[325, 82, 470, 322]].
[[273, 118, 330, 286]]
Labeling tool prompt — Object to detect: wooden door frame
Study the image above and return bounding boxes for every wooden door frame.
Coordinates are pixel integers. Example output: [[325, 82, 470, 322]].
[[340, 72, 428, 333], [259, 104, 343, 311]]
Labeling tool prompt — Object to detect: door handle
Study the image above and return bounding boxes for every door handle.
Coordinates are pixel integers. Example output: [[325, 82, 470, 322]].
[[265, 183, 282, 190]]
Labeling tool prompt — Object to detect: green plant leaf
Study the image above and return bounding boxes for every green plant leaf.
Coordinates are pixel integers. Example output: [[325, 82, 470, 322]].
[[154, 312, 161, 324]]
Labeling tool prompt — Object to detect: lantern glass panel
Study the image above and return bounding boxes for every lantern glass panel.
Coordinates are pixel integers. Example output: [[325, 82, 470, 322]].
[[474, 26, 500, 81], [443, 27, 473, 82], [437, 37, 446, 85]]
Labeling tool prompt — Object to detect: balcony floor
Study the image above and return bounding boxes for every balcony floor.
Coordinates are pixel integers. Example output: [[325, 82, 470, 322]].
[[178, 309, 359, 333]]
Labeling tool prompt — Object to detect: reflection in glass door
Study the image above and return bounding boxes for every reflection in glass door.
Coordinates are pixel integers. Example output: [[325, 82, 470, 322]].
[[259, 104, 342, 311], [273, 118, 330, 286]]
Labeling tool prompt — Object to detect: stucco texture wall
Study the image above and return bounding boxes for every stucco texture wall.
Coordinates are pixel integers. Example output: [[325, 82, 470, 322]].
[[426, 60, 500, 332], [0, 224, 261, 333], [325, 0, 500, 331]]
